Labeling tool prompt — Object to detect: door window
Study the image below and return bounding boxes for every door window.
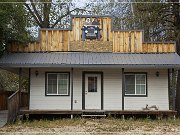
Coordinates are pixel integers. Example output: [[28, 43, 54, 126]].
[[88, 77, 97, 92]]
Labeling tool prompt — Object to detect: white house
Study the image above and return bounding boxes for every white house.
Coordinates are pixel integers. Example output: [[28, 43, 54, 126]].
[[0, 15, 180, 118]]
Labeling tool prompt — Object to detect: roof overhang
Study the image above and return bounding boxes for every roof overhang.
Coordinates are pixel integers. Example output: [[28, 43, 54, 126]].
[[1, 64, 180, 69], [0, 52, 180, 69]]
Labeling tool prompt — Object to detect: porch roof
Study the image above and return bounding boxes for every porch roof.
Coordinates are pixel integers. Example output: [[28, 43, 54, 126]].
[[0, 52, 180, 68]]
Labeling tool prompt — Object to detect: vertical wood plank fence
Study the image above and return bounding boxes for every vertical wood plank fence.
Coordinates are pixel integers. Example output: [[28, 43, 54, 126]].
[[7, 16, 176, 53], [0, 91, 13, 110], [0, 91, 28, 111], [7, 90, 20, 122], [0, 91, 28, 122]]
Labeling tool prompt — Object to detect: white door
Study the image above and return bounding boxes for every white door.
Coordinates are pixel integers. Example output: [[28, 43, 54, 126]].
[[85, 74, 101, 110]]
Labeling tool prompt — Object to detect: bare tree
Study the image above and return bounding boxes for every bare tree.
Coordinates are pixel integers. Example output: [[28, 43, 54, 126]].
[[25, 0, 87, 28]]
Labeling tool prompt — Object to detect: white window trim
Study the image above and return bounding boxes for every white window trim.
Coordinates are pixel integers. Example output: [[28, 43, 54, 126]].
[[125, 74, 147, 96], [46, 73, 69, 96]]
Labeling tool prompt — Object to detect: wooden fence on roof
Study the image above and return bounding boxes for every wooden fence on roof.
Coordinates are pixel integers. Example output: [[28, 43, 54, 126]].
[[8, 30, 175, 53], [7, 16, 176, 53], [142, 42, 176, 52]]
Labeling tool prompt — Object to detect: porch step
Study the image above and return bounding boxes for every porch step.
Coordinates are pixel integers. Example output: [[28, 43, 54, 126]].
[[81, 114, 106, 117], [81, 110, 106, 117], [82, 110, 105, 113]]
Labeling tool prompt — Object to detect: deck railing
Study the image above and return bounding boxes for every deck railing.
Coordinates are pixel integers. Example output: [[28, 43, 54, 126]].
[[7, 90, 20, 123], [0, 91, 28, 111], [0, 91, 13, 110]]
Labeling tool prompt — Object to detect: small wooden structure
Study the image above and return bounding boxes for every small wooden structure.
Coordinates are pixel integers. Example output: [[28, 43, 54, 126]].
[[0, 90, 28, 125], [0, 91, 28, 111]]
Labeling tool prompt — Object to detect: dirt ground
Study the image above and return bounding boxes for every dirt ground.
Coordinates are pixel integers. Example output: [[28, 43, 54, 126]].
[[0, 118, 180, 135]]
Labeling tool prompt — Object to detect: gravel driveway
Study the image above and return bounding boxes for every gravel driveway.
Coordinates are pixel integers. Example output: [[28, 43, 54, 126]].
[[0, 118, 180, 135]]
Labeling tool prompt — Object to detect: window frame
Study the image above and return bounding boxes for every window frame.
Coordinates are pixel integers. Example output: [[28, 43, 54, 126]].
[[45, 72, 70, 96], [124, 72, 147, 97]]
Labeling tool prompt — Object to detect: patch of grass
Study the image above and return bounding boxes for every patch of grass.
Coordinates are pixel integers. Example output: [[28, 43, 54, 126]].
[[4, 118, 84, 129], [1, 118, 180, 133]]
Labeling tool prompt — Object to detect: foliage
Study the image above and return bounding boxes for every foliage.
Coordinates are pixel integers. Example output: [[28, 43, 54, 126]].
[[0, 69, 28, 92], [131, 0, 179, 42], [87, 0, 179, 42], [85, 0, 132, 29], [25, 0, 87, 28], [0, 0, 32, 56]]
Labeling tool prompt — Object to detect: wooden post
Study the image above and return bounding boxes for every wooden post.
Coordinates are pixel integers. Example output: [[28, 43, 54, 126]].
[[172, 68, 176, 111], [19, 68, 22, 110], [71, 114, 73, 119], [168, 69, 171, 110], [28, 68, 31, 109], [71, 68, 73, 110], [128, 32, 131, 52], [122, 68, 125, 110]]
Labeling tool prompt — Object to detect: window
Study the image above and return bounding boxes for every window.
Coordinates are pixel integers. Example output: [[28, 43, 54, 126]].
[[88, 77, 97, 92], [46, 73, 69, 96], [125, 73, 147, 96]]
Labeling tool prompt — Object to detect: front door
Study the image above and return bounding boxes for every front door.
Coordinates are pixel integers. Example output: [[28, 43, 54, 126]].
[[85, 74, 101, 110]]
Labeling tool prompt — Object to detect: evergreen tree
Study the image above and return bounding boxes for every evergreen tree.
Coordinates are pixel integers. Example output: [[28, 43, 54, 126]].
[[0, 0, 31, 56]]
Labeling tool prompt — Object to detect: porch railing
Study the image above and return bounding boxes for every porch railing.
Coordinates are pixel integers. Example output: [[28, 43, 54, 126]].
[[7, 90, 20, 123]]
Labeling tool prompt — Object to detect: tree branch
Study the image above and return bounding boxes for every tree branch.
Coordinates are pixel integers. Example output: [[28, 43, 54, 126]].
[[24, 3, 42, 27], [51, 8, 86, 28], [30, 0, 43, 24], [151, 28, 175, 36], [42, 0, 52, 28], [162, 19, 175, 26]]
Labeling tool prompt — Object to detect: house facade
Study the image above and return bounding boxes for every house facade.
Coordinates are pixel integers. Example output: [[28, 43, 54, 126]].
[[0, 15, 180, 116], [30, 67, 169, 110]]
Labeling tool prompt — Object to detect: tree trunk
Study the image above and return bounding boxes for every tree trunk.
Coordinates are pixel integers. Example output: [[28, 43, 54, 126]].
[[176, 71, 180, 115], [176, 34, 180, 115], [171, 0, 180, 115]]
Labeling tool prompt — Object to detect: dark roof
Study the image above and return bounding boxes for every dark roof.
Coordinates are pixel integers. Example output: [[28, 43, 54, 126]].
[[71, 15, 112, 18], [0, 52, 180, 68]]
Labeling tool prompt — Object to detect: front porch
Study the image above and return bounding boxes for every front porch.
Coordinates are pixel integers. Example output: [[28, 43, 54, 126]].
[[19, 109, 177, 119]]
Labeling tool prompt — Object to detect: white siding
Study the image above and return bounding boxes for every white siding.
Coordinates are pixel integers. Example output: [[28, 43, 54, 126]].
[[124, 69, 169, 110], [30, 68, 71, 110], [30, 68, 169, 110], [73, 69, 82, 110], [103, 69, 122, 110]]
